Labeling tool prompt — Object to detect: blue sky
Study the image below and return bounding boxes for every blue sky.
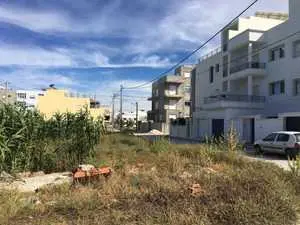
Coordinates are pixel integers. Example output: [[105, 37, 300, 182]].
[[0, 0, 288, 110]]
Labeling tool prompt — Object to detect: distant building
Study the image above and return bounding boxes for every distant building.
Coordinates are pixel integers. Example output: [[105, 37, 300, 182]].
[[33, 87, 111, 121], [147, 65, 195, 133], [16, 90, 45, 108]]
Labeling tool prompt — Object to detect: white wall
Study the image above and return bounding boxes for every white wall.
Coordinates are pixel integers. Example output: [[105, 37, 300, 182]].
[[16, 90, 45, 107], [255, 118, 284, 140]]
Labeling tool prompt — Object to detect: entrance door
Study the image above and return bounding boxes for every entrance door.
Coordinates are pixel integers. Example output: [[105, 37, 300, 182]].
[[212, 119, 224, 137], [286, 117, 300, 132], [243, 118, 255, 143]]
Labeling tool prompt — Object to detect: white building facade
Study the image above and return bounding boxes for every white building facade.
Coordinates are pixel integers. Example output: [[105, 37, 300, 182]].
[[192, 0, 300, 143], [16, 90, 45, 108]]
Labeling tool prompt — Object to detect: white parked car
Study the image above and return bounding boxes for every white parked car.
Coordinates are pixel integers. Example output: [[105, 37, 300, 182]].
[[254, 131, 300, 159]]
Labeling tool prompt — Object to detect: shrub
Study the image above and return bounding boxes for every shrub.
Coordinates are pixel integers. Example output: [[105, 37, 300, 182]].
[[0, 104, 104, 173]]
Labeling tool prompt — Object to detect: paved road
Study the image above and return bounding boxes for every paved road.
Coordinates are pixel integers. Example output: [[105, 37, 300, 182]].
[[244, 151, 291, 171]]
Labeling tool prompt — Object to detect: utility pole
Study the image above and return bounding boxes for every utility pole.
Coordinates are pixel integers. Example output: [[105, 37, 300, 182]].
[[136, 102, 139, 132], [120, 85, 123, 130], [112, 94, 117, 129]]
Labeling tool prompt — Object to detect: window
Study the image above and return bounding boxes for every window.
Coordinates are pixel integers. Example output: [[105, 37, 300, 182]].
[[29, 96, 35, 99], [17, 93, 26, 99], [263, 133, 277, 142], [209, 66, 214, 83], [154, 102, 159, 110], [269, 45, 285, 61], [185, 101, 191, 107], [38, 93, 44, 96], [269, 80, 285, 95], [294, 79, 300, 96], [184, 85, 191, 93], [277, 134, 290, 142], [215, 64, 220, 73], [293, 40, 300, 58]]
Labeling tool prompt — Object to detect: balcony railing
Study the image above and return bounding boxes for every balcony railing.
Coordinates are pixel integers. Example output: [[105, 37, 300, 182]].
[[230, 62, 266, 74], [204, 94, 266, 104]]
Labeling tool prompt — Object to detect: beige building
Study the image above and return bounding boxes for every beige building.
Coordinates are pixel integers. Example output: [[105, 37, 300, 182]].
[[36, 88, 111, 120], [147, 65, 195, 133]]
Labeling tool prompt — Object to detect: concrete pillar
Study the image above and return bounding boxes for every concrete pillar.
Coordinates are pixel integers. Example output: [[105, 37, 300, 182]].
[[248, 43, 253, 67], [248, 76, 253, 96], [228, 80, 231, 92], [227, 54, 231, 75]]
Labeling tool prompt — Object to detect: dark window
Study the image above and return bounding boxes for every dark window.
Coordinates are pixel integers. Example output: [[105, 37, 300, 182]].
[[271, 51, 275, 61], [269, 80, 285, 96], [269, 45, 285, 61], [17, 93, 26, 99], [209, 66, 214, 83], [279, 47, 285, 58], [294, 79, 300, 96], [263, 133, 277, 142], [185, 101, 191, 106], [277, 134, 290, 142], [215, 64, 220, 73]]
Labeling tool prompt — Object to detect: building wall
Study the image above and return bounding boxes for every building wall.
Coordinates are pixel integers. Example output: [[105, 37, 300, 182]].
[[190, 1, 300, 142], [148, 65, 194, 125], [36, 89, 110, 119], [16, 90, 45, 108]]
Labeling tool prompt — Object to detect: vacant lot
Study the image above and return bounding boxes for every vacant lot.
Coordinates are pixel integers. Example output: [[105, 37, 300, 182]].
[[1, 134, 299, 225]]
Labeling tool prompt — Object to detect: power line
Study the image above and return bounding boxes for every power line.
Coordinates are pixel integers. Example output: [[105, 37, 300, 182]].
[[123, 0, 258, 90]]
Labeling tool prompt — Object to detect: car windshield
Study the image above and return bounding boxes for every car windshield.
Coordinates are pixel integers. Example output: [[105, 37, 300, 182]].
[[295, 134, 300, 142]]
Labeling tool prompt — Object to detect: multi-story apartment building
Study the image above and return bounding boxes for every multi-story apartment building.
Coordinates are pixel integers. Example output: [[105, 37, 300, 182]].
[[192, 0, 300, 143], [148, 65, 194, 130]]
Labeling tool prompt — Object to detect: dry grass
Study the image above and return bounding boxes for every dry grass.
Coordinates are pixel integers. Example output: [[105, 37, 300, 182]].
[[0, 133, 299, 225]]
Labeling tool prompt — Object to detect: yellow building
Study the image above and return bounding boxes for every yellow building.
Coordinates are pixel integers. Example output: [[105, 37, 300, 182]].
[[36, 88, 111, 120]]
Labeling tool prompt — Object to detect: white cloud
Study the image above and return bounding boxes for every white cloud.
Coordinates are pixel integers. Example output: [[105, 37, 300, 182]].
[[0, 0, 288, 68], [0, 42, 172, 68], [0, 69, 79, 90]]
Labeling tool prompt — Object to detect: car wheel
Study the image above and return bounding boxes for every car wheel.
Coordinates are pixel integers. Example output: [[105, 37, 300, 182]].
[[254, 145, 263, 155]]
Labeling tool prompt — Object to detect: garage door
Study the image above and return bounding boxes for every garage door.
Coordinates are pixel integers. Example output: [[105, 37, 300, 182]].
[[286, 117, 300, 132]]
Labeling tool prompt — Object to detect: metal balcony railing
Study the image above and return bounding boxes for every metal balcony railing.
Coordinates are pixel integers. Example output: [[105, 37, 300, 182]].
[[230, 62, 266, 74], [204, 94, 266, 104]]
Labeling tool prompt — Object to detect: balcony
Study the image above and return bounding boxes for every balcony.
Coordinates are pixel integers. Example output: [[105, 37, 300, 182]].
[[203, 94, 266, 110], [229, 62, 266, 79], [164, 91, 183, 98], [164, 105, 177, 111], [164, 76, 184, 84], [230, 62, 266, 74], [229, 29, 264, 51]]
